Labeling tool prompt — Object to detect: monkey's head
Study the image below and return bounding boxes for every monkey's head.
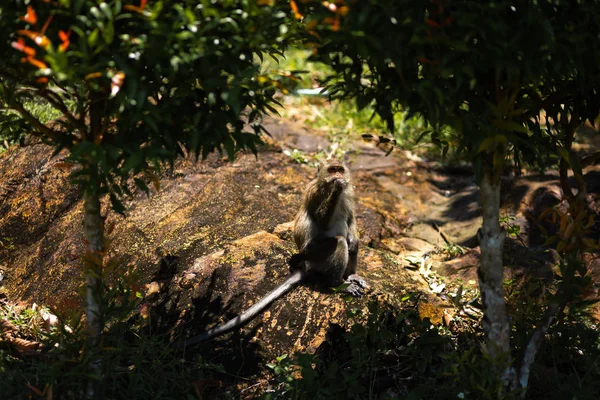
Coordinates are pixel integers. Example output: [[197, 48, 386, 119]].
[[318, 160, 350, 190]]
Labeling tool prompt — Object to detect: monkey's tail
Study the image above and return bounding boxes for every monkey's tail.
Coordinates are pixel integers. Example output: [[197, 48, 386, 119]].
[[179, 269, 307, 347]]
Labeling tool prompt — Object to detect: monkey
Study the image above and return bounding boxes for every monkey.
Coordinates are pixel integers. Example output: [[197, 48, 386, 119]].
[[290, 159, 366, 293], [179, 159, 367, 346]]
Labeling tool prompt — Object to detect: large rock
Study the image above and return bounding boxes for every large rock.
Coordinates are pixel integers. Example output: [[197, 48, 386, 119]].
[[0, 118, 452, 369], [0, 121, 418, 313]]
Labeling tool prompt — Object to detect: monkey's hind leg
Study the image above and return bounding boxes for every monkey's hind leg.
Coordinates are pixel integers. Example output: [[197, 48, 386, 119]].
[[328, 236, 350, 287], [290, 236, 339, 272], [301, 236, 348, 286], [319, 236, 366, 296], [295, 236, 366, 296]]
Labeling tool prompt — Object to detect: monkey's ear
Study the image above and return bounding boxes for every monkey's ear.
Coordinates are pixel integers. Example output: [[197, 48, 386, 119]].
[[316, 159, 325, 173]]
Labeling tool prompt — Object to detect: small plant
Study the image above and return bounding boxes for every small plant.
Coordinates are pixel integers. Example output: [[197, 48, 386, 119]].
[[443, 347, 517, 400], [284, 148, 309, 164], [500, 215, 525, 246], [265, 353, 297, 397], [442, 243, 466, 259], [0, 236, 15, 250]]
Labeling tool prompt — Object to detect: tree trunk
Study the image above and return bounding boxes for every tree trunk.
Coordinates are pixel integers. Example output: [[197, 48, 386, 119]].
[[83, 190, 104, 398], [85, 87, 107, 399], [477, 164, 516, 388], [84, 190, 104, 340]]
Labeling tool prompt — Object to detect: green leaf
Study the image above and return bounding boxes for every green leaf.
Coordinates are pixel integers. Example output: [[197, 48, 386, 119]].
[[134, 178, 150, 195], [109, 193, 125, 215], [490, 119, 529, 134], [103, 21, 115, 44], [90, 6, 102, 20], [99, 2, 113, 20], [184, 7, 196, 24], [88, 29, 99, 47], [150, 1, 164, 20], [478, 135, 507, 153]]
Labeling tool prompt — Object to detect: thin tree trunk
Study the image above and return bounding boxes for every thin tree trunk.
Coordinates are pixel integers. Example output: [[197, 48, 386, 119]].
[[83, 189, 104, 398], [85, 87, 107, 399], [559, 120, 576, 201], [518, 301, 560, 397], [477, 164, 516, 389]]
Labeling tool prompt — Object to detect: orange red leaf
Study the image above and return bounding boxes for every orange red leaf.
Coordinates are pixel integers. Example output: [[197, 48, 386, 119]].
[[59, 30, 70, 41], [124, 0, 147, 12], [20, 6, 38, 25], [11, 38, 36, 56], [290, 1, 303, 20], [17, 30, 50, 50], [110, 72, 126, 97], [85, 72, 103, 80], [59, 41, 70, 52], [123, 5, 143, 13], [305, 20, 318, 30], [59, 30, 71, 52], [24, 56, 48, 69], [331, 18, 340, 31], [426, 18, 441, 28]]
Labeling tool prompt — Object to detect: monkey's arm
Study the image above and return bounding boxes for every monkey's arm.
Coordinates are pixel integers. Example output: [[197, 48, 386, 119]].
[[345, 216, 359, 277], [315, 183, 343, 228], [179, 270, 307, 346]]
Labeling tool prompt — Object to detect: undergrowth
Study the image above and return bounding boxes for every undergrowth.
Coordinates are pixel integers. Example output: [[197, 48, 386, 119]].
[[262, 284, 600, 400], [2, 272, 599, 399], [0, 276, 206, 400]]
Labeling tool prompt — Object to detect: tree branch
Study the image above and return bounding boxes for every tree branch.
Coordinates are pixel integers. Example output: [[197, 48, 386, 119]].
[[38, 88, 88, 137], [558, 113, 579, 200], [518, 300, 561, 397], [10, 101, 60, 141], [51, 78, 88, 121]]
